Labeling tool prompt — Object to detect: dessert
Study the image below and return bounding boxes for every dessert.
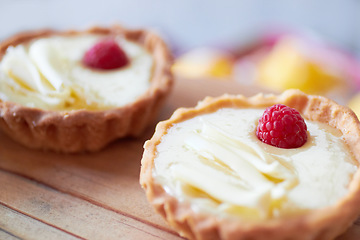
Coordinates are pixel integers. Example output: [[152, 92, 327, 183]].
[[140, 89, 360, 240], [0, 25, 173, 152], [256, 37, 344, 95], [234, 33, 360, 105], [172, 48, 234, 80]]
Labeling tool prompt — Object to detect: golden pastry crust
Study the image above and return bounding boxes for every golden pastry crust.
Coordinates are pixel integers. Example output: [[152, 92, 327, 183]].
[[140, 89, 360, 240], [0, 25, 173, 153]]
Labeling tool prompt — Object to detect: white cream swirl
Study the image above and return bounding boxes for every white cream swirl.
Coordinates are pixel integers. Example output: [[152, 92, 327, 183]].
[[0, 34, 153, 110], [153, 108, 357, 220]]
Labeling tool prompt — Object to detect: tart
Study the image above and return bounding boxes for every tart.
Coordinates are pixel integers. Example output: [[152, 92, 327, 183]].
[[0, 25, 173, 152], [140, 89, 360, 240]]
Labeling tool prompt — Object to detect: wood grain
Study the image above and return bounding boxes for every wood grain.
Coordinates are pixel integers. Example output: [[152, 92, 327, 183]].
[[0, 202, 79, 240], [0, 170, 181, 240], [0, 229, 20, 240], [0, 77, 359, 239]]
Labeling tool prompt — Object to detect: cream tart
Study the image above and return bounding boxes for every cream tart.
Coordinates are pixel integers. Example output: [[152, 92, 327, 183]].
[[140, 89, 360, 240], [0, 25, 173, 152]]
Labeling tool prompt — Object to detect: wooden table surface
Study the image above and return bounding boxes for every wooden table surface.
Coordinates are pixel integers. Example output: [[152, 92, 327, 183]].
[[1, 77, 360, 240]]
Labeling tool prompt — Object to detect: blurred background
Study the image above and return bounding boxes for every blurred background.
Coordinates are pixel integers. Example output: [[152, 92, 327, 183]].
[[1, 0, 359, 53], [1, 0, 360, 111]]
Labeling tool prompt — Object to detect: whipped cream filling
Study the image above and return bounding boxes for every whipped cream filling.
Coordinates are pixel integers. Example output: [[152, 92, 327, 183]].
[[153, 108, 357, 220], [0, 34, 153, 110]]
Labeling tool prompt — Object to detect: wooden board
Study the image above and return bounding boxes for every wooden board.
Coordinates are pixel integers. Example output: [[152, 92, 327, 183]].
[[0, 77, 359, 240]]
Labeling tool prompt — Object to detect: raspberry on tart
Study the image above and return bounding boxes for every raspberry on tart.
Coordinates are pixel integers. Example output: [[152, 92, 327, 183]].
[[83, 39, 129, 70], [256, 104, 308, 148], [0, 25, 173, 152], [140, 89, 360, 240]]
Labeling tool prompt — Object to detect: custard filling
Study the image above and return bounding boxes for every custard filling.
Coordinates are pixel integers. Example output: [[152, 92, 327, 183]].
[[153, 108, 357, 220], [0, 34, 153, 110]]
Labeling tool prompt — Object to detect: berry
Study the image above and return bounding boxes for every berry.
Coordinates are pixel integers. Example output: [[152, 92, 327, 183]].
[[83, 39, 129, 70], [256, 104, 307, 148]]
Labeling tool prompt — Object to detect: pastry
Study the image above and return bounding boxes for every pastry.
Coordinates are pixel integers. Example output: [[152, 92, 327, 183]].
[[140, 89, 360, 240], [233, 34, 359, 105], [0, 25, 173, 152], [172, 48, 234, 79]]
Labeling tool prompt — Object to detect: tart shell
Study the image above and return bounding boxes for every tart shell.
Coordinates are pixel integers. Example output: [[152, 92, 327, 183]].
[[0, 25, 173, 153], [140, 89, 360, 240]]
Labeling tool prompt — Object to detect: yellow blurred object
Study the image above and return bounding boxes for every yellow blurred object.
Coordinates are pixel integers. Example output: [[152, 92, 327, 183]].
[[172, 48, 233, 79], [348, 93, 360, 119], [257, 38, 343, 94]]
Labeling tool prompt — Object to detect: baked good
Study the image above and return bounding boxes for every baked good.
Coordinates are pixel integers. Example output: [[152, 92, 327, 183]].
[[140, 89, 360, 240], [0, 25, 173, 152]]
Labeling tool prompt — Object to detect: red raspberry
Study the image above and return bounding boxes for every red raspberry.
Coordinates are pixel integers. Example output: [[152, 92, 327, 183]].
[[83, 39, 129, 70], [256, 104, 308, 148]]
